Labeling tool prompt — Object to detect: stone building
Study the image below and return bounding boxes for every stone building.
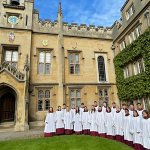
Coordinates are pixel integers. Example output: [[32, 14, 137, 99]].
[[112, 0, 150, 109], [0, 0, 149, 131]]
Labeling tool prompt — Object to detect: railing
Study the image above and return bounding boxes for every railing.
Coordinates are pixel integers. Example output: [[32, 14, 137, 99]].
[[0, 61, 25, 81]]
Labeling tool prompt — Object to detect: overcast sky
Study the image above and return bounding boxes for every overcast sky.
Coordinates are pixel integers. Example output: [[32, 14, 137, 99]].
[[34, 0, 125, 27]]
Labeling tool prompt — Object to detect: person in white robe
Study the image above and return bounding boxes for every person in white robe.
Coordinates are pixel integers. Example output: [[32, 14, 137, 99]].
[[62, 103, 66, 118], [111, 102, 117, 117], [94, 101, 98, 111], [123, 108, 133, 147], [121, 103, 127, 118], [80, 103, 85, 115], [105, 106, 115, 140], [102, 101, 107, 117], [74, 106, 82, 135], [70, 104, 76, 131], [130, 110, 142, 150], [129, 104, 134, 117], [55, 106, 64, 135], [137, 103, 143, 119], [88, 105, 98, 136], [44, 107, 56, 137], [64, 106, 73, 135], [82, 106, 90, 135], [114, 106, 124, 142], [141, 110, 150, 150], [96, 106, 106, 138]]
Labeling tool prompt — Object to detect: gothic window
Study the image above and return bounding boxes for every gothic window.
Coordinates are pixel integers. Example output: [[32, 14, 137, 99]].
[[70, 89, 81, 107], [38, 90, 50, 111], [69, 53, 80, 75], [126, 4, 134, 20], [5, 49, 18, 68], [99, 89, 109, 105], [97, 56, 106, 82], [38, 51, 51, 74]]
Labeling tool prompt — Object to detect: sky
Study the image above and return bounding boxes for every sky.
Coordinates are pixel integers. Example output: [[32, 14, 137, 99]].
[[34, 0, 125, 27]]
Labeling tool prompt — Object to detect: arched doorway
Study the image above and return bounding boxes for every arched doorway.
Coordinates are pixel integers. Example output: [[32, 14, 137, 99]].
[[0, 85, 16, 124]]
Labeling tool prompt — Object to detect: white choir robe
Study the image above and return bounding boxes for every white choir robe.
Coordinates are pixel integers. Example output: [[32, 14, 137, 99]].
[[70, 108, 76, 129], [74, 113, 82, 133], [137, 110, 143, 119], [88, 112, 98, 135], [102, 106, 106, 117], [80, 108, 84, 116], [95, 106, 98, 111], [96, 111, 106, 136], [62, 108, 66, 118], [55, 110, 64, 134], [105, 112, 115, 136], [121, 109, 125, 118], [123, 115, 133, 142], [130, 116, 142, 145], [82, 111, 90, 131], [129, 110, 134, 117], [64, 111, 73, 131], [111, 107, 116, 116], [114, 111, 123, 136], [141, 118, 150, 149], [44, 112, 56, 136]]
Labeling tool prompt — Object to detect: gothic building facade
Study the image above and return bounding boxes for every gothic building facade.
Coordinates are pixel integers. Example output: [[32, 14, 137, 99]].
[[0, 0, 149, 131]]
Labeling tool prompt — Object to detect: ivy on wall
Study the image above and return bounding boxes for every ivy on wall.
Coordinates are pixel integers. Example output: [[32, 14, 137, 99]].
[[114, 27, 150, 101]]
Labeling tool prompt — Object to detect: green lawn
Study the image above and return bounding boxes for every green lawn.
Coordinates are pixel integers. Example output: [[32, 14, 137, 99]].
[[0, 135, 133, 150]]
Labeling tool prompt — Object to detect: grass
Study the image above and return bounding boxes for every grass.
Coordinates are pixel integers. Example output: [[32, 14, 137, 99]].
[[0, 135, 133, 150]]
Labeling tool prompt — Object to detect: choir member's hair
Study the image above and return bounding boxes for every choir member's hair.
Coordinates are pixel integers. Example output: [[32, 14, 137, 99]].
[[106, 106, 111, 113], [49, 107, 53, 113], [112, 102, 116, 104], [137, 103, 141, 105], [76, 106, 80, 114], [103, 101, 107, 107], [133, 110, 139, 117], [84, 106, 88, 112], [63, 103, 66, 106], [81, 103, 84, 105], [57, 106, 61, 111], [142, 110, 149, 119], [91, 105, 96, 113], [125, 108, 130, 116]]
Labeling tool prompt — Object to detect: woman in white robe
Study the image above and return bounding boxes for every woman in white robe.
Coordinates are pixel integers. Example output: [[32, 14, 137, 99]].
[[105, 106, 115, 140], [89, 105, 98, 136], [130, 110, 142, 150], [64, 106, 73, 135], [82, 106, 90, 135], [74, 106, 82, 135], [123, 109, 133, 147], [141, 110, 150, 150], [55, 106, 64, 135], [70, 104, 76, 131], [44, 107, 56, 137], [96, 106, 106, 138], [111, 102, 117, 117], [114, 106, 124, 142]]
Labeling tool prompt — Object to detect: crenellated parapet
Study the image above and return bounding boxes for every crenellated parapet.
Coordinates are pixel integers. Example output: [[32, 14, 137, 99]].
[[32, 9, 112, 39]]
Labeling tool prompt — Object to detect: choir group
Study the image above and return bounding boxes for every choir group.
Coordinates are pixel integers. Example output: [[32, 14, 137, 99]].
[[44, 101, 150, 150]]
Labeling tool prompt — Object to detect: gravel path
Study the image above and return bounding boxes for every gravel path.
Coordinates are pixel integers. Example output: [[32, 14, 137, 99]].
[[0, 128, 44, 141]]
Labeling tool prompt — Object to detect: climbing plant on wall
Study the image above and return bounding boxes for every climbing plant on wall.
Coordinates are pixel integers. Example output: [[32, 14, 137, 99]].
[[114, 27, 150, 101]]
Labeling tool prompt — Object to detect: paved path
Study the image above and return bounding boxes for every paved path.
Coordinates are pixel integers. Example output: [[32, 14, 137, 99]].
[[0, 128, 44, 141]]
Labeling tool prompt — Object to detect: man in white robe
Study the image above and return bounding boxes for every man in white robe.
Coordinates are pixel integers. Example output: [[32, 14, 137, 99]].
[[111, 102, 117, 117], [141, 110, 150, 150], [94, 101, 98, 111], [129, 104, 134, 117], [56, 106, 64, 135], [44, 108, 56, 137], [64, 106, 73, 135], [114, 106, 124, 142], [96, 106, 106, 138], [88, 105, 98, 136], [102, 101, 107, 117], [137, 103, 143, 119], [74, 109, 82, 135], [105, 106, 115, 140], [82, 107, 90, 135], [130, 110, 142, 150], [123, 109, 133, 147]]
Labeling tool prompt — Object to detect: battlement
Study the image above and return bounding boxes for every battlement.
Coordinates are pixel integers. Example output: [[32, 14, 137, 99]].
[[32, 9, 112, 39]]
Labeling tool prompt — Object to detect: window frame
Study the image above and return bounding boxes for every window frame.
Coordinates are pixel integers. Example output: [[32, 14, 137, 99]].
[[70, 89, 81, 107], [38, 50, 51, 75], [37, 89, 51, 112]]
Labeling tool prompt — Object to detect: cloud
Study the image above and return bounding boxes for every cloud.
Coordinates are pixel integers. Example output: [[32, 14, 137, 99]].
[[34, 0, 125, 26]]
